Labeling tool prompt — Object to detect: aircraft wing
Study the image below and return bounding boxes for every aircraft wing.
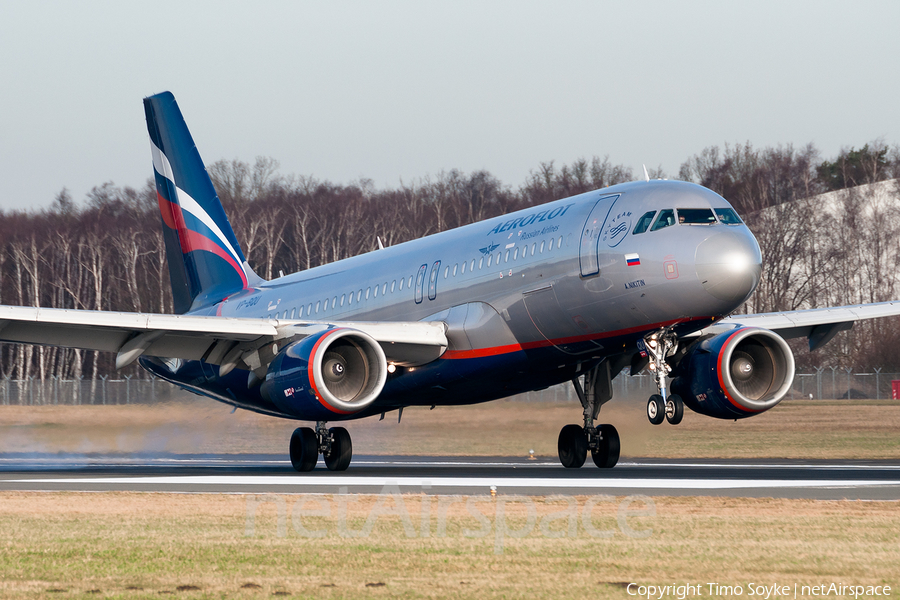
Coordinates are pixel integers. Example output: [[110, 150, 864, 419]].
[[697, 301, 900, 351], [0, 305, 448, 371]]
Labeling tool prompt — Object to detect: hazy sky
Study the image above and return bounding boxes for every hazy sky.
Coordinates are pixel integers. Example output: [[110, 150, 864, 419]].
[[1, 0, 898, 211]]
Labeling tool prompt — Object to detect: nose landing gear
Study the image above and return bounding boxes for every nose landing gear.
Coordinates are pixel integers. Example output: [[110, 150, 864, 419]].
[[557, 361, 621, 469], [289, 421, 353, 472], [642, 330, 684, 425]]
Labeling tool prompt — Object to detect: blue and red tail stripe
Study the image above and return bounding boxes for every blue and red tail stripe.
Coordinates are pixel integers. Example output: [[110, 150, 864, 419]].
[[144, 92, 250, 312]]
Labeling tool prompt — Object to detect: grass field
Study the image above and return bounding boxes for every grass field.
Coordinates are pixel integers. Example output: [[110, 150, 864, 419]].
[[0, 492, 897, 599], [2, 398, 899, 598], [1, 396, 899, 459]]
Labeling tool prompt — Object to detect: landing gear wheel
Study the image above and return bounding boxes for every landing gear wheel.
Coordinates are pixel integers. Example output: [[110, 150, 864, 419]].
[[290, 427, 318, 472], [323, 426, 352, 471], [665, 394, 684, 425], [558, 424, 587, 468], [647, 395, 665, 425], [591, 424, 620, 468]]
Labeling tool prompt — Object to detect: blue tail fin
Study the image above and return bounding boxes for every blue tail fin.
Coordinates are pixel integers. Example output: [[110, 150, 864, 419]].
[[143, 91, 255, 313]]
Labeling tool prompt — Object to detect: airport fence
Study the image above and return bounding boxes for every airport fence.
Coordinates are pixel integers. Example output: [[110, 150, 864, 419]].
[[1, 368, 898, 406]]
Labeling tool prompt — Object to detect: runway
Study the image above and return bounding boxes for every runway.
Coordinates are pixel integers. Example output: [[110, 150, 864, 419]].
[[1, 453, 900, 499]]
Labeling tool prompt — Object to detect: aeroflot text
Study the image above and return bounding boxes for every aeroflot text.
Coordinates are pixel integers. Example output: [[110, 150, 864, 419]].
[[626, 583, 891, 599]]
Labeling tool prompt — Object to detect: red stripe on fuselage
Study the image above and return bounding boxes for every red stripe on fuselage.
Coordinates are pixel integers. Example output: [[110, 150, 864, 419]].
[[442, 317, 712, 360]]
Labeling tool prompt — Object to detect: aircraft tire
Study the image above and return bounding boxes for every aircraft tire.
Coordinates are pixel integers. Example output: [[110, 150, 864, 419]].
[[324, 427, 353, 471], [558, 424, 587, 468], [647, 395, 665, 425], [290, 427, 318, 472], [591, 424, 620, 468], [665, 394, 684, 425]]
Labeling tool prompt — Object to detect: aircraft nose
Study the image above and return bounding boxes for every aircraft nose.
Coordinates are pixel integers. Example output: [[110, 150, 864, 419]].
[[694, 229, 762, 304]]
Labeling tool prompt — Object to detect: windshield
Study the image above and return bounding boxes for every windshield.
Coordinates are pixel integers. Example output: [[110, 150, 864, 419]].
[[677, 208, 717, 225]]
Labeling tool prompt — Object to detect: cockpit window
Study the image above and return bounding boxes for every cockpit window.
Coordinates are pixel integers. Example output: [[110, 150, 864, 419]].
[[650, 209, 675, 231], [715, 208, 743, 225], [632, 211, 656, 235], [677, 208, 717, 225]]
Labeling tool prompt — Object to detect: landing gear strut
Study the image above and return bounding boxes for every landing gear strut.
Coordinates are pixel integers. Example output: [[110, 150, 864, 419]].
[[557, 361, 620, 469], [642, 330, 684, 425], [289, 421, 353, 472]]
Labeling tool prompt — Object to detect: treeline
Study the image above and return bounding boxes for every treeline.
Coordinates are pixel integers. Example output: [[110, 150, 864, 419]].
[[1, 141, 899, 379]]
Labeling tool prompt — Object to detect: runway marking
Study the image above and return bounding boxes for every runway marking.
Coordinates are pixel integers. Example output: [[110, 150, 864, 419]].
[[11, 475, 900, 490]]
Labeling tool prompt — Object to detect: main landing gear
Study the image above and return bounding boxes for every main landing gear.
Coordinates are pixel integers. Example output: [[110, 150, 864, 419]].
[[642, 330, 683, 426], [290, 421, 353, 472], [557, 361, 620, 469]]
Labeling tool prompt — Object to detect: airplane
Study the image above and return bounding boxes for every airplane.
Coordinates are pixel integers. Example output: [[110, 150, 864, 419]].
[[1, 91, 899, 472]]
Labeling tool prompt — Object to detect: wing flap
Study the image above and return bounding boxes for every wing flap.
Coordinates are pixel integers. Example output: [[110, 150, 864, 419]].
[[0, 305, 448, 371]]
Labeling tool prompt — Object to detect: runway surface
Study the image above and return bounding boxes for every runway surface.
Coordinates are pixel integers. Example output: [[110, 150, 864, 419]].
[[1, 453, 900, 499]]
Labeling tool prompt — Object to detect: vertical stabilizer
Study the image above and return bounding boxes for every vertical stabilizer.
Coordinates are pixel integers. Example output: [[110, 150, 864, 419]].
[[143, 92, 251, 313]]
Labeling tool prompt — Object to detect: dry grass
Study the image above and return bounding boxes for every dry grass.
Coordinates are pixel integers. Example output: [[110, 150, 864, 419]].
[[0, 492, 897, 599], [1, 397, 900, 459]]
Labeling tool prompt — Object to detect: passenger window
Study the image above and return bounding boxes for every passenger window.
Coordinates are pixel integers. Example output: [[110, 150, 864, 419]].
[[357, 290, 362, 302], [382, 283, 387, 295], [558, 235, 563, 249], [470, 259, 475, 272], [307, 303, 313, 315], [651, 209, 676, 231], [677, 208, 717, 224], [479, 257, 484, 269], [299, 306, 304, 318], [452, 264, 458, 277], [504, 250, 510, 263], [391, 280, 396, 292], [531, 242, 536, 256], [366, 288, 371, 300], [373, 285, 378, 298], [315, 301, 320, 314], [632, 210, 656, 234], [548, 238, 554, 251], [398, 278, 404, 291], [487, 254, 493, 267], [495, 252, 501, 265], [513, 247, 519, 260], [444, 266, 449, 279], [340, 294, 345, 307], [540, 240, 545, 253], [291, 308, 296, 319], [461, 261, 466, 275], [323, 299, 329, 311], [408, 276, 414, 289], [715, 208, 743, 225]]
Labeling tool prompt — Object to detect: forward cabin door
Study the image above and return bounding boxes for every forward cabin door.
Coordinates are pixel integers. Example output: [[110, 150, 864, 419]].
[[579, 194, 621, 277]]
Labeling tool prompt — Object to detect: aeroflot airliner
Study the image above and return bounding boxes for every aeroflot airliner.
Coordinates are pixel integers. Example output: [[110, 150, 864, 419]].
[[2, 91, 899, 471]]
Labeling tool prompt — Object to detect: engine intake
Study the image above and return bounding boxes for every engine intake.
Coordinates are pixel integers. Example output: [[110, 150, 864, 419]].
[[671, 327, 795, 419], [265, 328, 388, 420]]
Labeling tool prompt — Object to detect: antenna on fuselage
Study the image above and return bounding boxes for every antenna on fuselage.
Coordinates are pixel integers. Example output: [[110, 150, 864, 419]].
[[642, 164, 650, 182], [377, 236, 385, 250]]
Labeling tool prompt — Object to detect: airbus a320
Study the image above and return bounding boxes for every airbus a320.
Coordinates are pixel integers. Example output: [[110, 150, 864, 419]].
[[2, 92, 897, 472]]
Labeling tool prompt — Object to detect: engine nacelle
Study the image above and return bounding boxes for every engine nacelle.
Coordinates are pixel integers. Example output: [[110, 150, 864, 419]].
[[265, 328, 388, 420], [670, 327, 795, 420]]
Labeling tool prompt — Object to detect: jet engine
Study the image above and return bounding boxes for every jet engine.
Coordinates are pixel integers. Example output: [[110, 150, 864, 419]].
[[670, 327, 794, 419], [265, 328, 388, 420]]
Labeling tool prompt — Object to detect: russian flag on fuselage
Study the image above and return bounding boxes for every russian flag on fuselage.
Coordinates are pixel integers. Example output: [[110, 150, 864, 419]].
[[144, 92, 249, 313]]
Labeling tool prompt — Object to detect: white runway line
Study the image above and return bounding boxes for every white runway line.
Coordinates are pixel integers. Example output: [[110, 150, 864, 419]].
[[10, 475, 900, 490]]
